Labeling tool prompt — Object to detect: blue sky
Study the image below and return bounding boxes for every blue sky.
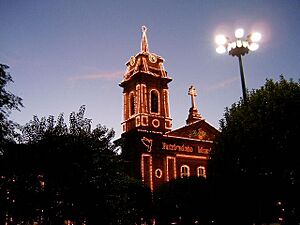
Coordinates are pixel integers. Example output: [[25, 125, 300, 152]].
[[1, 0, 299, 139]]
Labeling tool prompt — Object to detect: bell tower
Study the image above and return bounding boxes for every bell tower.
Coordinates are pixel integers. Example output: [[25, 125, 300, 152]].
[[120, 26, 172, 134]]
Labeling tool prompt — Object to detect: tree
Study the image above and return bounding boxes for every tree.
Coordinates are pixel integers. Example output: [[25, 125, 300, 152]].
[[0, 106, 136, 225], [153, 176, 211, 225], [208, 75, 300, 224], [0, 64, 23, 151], [117, 177, 152, 225]]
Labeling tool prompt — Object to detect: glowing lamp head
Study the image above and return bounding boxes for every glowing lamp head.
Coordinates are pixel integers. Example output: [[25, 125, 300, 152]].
[[216, 45, 226, 54], [235, 28, 244, 39], [227, 43, 232, 52], [237, 40, 242, 47], [242, 41, 248, 48], [215, 34, 227, 45], [250, 32, 262, 42], [249, 42, 259, 51]]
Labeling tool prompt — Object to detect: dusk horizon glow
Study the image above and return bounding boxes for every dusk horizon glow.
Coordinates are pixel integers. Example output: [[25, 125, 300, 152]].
[[1, 1, 299, 139]]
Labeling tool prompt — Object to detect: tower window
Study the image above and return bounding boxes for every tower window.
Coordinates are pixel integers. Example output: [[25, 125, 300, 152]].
[[129, 93, 135, 116], [150, 90, 159, 113], [197, 166, 206, 178], [180, 165, 190, 178]]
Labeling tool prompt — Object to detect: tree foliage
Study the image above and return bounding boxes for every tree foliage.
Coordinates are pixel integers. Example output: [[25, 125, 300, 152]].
[[0, 106, 148, 225], [0, 64, 23, 150], [153, 176, 211, 225], [208, 75, 300, 224]]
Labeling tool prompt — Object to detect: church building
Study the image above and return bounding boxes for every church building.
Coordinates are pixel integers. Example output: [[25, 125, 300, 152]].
[[119, 26, 219, 191]]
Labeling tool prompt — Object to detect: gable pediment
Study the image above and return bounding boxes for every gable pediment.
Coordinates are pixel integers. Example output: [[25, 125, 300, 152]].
[[166, 120, 219, 141]]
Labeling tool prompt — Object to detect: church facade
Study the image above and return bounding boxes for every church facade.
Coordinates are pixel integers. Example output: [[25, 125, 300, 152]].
[[119, 26, 219, 191]]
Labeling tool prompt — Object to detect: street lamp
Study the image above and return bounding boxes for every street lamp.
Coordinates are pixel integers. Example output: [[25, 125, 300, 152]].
[[215, 28, 261, 102]]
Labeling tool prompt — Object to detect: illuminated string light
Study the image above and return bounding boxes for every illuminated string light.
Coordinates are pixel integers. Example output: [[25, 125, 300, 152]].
[[141, 154, 153, 191], [176, 154, 207, 160]]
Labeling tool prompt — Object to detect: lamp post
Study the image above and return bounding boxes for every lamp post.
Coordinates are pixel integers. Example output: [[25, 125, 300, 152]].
[[215, 28, 261, 102]]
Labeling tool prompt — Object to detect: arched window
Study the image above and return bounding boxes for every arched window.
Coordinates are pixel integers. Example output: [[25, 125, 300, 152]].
[[180, 165, 190, 178], [129, 92, 135, 116], [197, 166, 206, 178], [150, 90, 159, 113]]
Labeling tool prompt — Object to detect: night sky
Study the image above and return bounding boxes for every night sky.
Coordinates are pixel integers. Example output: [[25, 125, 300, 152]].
[[1, 0, 299, 139]]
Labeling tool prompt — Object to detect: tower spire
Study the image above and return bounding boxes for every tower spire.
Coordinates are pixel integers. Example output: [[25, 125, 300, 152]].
[[141, 25, 149, 53]]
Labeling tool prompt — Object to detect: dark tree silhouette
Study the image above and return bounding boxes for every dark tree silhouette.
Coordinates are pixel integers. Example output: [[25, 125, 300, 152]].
[[0, 63, 23, 224], [0, 64, 23, 150], [208, 75, 300, 225], [153, 176, 211, 225], [1, 106, 148, 225]]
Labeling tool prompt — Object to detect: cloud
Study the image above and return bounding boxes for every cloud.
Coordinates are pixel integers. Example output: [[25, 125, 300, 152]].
[[69, 70, 124, 81], [205, 76, 239, 91]]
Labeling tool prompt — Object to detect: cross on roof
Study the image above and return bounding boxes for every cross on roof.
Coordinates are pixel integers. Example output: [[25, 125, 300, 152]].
[[188, 85, 197, 109]]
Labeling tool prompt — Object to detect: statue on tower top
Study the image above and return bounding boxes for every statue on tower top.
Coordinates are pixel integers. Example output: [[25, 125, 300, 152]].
[[141, 25, 149, 53]]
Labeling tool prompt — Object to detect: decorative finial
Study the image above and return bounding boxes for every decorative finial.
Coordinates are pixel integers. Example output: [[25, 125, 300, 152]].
[[188, 85, 197, 109], [141, 25, 149, 53]]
